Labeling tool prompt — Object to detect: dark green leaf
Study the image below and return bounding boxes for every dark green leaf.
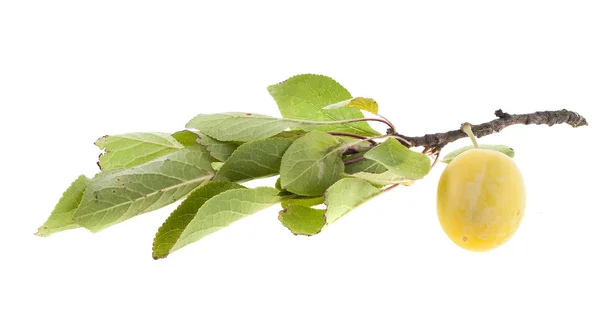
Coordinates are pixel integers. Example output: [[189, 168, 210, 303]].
[[215, 138, 292, 182], [152, 181, 244, 259], [280, 131, 345, 196], [197, 133, 239, 162], [171, 130, 200, 147]]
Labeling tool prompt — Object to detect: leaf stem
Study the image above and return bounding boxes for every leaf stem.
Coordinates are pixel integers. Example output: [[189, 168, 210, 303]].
[[460, 123, 479, 148], [343, 155, 365, 165]]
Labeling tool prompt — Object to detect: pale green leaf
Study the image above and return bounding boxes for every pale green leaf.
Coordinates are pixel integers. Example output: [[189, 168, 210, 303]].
[[324, 178, 381, 224], [278, 205, 326, 236], [73, 146, 214, 232], [323, 97, 379, 115], [215, 138, 292, 182], [280, 131, 345, 196], [171, 130, 200, 147], [96, 132, 184, 171], [187, 113, 316, 142], [364, 138, 431, 180], [169, 187, 281, 254], [441, 144, 515, 164], [36, 175, 91, 237], [152, 181, 244, 259], [343, 171, 415, 187], [278, 178, 380, 235], [267, 74, 380, 136], [197, 133, 239, 162], [211, 162, 224, 171]]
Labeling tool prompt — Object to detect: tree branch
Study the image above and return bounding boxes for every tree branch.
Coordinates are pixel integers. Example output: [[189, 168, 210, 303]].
[[395, 109, 588, 149]]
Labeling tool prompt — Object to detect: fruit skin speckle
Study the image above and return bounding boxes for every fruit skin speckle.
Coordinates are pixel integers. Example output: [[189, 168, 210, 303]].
[[437, 148, 526, 252]]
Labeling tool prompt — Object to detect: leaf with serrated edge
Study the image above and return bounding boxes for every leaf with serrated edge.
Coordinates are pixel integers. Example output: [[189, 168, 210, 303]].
[[172, 130, 200, 147], [36, 175, 91, 237], [169, 187, 281, 255], [441, 144, 515, 163], [187, 113, 317, 142], [267, 74, 380, 136], [278, 178, 380, 235], [95, 132, 184, 171], [343, 171, 415, 187], [152, 181, 244, 259], [73, 146, 214, 232], [215, 138, 292, 182], [196, 132, 239, 162], [364, 138, 431, 180], [279, 205, 326, 236], [280, 131, 346, 196], [323, 97, 379, 115]]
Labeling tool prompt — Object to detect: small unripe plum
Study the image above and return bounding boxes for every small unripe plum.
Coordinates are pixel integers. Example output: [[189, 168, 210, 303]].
[[437, 149, 526, 251]]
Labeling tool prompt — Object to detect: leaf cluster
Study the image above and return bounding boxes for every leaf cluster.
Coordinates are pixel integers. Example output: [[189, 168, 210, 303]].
[[37, 74, 436, 259]]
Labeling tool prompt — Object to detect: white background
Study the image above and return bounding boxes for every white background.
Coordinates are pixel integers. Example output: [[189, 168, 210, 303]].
[[1, 1, 599, 317]]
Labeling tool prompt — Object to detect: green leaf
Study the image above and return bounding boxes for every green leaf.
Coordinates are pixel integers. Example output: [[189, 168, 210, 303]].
[[323, 97, 379, 115], [441, 144, 515, 163], [171, 130, 200, 147], [95, 132, 184, 171], [152, 181, 244, 259], [168, 187, 281, 255], [215, 138, 292, 182], [267, 74, 380, 136], [187, 113, 316, 142], [278, 178, 380, 235], [343, 171, 414, 187], [197, 133, 239, 162], [280, 131, 346, 196], [324, 178, 381, 224], [36, 175, 91, 237], [278, 205, 326, 236], [73, 146, 214, 232], [344, 157, 388, 174], [364, 138, 431, 180], [281, 196, 324, 208]]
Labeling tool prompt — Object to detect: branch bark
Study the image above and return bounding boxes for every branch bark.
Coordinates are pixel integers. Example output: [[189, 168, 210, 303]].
[[396, 109, 588, 149]]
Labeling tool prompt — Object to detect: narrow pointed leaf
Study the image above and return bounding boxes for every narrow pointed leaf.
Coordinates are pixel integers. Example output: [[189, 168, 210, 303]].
[[95, 132, 184, 171], [280, 131, 345, 196], [267, 74, 380, 136], [197, 133, 239, 162], [169, 187, 281, 255], [73, 146, 214, 232], [364, 138, 431, 180], [186, 113, 316, 142], [441, 144, 515, 163], [36, 175, 91, 237], [323, 97, 379, 115], [279, 205, 326, 236], [215, 138, 292, 182], [152, 181, 244, 259]]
